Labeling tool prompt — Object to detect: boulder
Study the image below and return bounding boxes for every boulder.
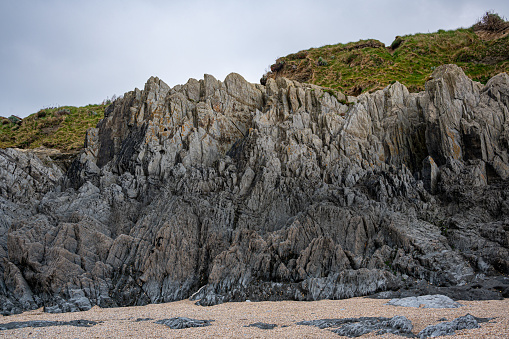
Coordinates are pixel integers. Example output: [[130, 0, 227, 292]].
[[386, 295, 462, 308], [418, 314, 490, 338]]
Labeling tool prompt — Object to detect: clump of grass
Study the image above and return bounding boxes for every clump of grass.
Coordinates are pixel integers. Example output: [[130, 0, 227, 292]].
[[262, 14, 509, 96], [0, 104, 107, 153], [270, 60, 285, 72], [317, 57, 328, 66], [286, 51, 307, 60], [390, 36, 404, 50]]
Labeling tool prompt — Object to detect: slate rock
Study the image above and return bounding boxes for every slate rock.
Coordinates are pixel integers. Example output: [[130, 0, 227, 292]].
[[386, 295, 463, 308], [0, 319, 98, 330], [299, 316, 414, 337], [155, 317, 213, 329], [245, 322, 277, 329], [369, 276, 509, 301], [421, 156, 439, 193], [418, 314, 491, 338]]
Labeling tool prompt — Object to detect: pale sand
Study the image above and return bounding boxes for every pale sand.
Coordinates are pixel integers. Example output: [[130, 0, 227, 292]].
[[0, 298, 507, 338]]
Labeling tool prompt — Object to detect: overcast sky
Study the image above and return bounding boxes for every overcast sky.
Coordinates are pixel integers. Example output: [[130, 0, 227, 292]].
[[1, 0, 508, 118]]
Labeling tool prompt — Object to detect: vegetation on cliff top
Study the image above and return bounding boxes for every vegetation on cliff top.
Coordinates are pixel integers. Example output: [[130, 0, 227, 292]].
[[264, 12, 509, 95], [1, 12, 508, 154], [0, 104, 106, 153]]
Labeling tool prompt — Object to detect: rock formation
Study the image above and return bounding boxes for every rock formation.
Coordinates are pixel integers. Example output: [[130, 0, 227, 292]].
[[1, 64, 508, 314], [418, 314, 491, 338], [155, 317, 212, 329], [298, 316, 414, 337]]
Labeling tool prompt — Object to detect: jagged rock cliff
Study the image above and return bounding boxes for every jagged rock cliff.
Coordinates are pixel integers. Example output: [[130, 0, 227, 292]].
[[1, 65, 508, 314]]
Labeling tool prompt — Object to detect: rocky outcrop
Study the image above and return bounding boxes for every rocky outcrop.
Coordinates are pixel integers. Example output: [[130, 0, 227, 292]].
[[418, 314, 491, 338], [0, 65, 508, 314], [298, 316, 414, 337], [0, 319, 98, 331], [297, 313, 491, 338], [155, 317, 213, 329], [386, 295, 462, 308]]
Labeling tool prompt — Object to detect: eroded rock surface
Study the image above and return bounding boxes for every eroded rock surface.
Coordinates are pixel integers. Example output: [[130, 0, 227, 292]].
[[418, 314, 491, 338], [299, 316, 414, 337], [386, 295, 462, 308], [245, 322, 277, 329], [0, 319, 98, 330], [1, 65, 508, 314], [155, 317, 212, 329]]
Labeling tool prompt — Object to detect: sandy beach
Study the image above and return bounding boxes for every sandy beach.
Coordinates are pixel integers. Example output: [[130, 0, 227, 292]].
[[0, 297, 507, 338]]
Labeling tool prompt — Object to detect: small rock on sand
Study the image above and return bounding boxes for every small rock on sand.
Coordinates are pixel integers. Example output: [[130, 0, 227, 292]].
[[386, 295, 463, 308]]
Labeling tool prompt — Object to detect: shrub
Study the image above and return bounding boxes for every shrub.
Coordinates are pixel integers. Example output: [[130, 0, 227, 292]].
[[287, 51, 307, 60], [473, 11, 507, 32], [345, 53, 359, 64], [55, 109, 70, 117], [390, 36, 404, 50], [454, 48, 479, 63], [317, 57, 328, 66], [260, 74, 268, 85], [8, 115, 22, 125], [270, 60, 285, 72]]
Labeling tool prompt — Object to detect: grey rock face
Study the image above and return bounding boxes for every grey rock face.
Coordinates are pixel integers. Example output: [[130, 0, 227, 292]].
[[386, 295, 462, 308], [418, 314, 490, 338], [0, 148, 63, 205], [0, 65, 508, 313], [0, 319, 98, 331], [245, 322, 277, 329], [155, 317, 212, 329], [299, 316, 414, 337]]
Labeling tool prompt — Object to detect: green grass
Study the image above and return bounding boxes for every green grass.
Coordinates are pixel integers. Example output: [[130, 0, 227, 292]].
[[0, 104, 106, 153], [267, 27, 509, 95]]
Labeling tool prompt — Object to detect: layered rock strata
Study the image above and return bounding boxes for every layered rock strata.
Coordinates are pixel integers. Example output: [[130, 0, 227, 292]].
[[1, 65, 508, 314]]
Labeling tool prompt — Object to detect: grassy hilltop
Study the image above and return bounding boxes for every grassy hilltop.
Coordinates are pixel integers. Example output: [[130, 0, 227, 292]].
[[263, 12, 509, 95], [0, 104, 106, 154]]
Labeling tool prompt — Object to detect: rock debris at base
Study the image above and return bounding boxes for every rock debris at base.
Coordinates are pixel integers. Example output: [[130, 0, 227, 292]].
[[0, 65, 508, 314], [154, 317, 213, 329], [298, 313, 493, 338], [418, 314, 492, 338], [245, 322, 278, 329], [0, 319, 98, 330], [386, 294, 463, 308], [299, 316, 414, 337]]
